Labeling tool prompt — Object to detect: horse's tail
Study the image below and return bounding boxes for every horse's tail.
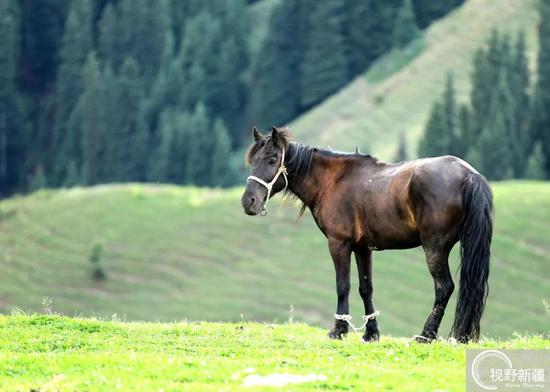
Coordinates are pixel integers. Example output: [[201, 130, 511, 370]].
[[451, 172, 493, 343]]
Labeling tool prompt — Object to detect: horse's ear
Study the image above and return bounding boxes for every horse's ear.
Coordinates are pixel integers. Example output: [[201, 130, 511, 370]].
[[252, 127, 263, 142], [271, 126, 282, 147]]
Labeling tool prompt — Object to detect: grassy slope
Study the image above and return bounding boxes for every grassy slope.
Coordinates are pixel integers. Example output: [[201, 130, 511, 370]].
[[0, 315, 546, 391], [291, 0, 539, 160], [0, 182, 548, 340]]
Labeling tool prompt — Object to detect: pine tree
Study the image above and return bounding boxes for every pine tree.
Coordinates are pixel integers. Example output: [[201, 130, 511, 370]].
[[418, 102, 447, 157], [532, 0, 550, 177], [214, 36, 244, 143], [470, 30, 505, 138], [393, 132, 409, 162], [343, 0, 372, 76], [442, 72, 459, 156], [418, 74, 457, 157], [109, 57, 148, 182], [393, 0, 421, 48], [411, 0, 465, 29], [18, 0, 68, 93], [79, 53, 110, 185], [470, 48, 492, 137], [185, 103, 210, 185], [0, 0, 24, 195], [29, 165, 47, 192], [141, 0, 171, 87], [251, 0, 301, 129], [478, 72, 515, 180], [98, 4, 122, 68], [464, 146, 482, 172], [300, 0, 348, 108], [458, 104, 471, 158], [178, 10, 221, 111], [525, 142, 546, 180], [148, 108, 175, 183], [53, 0, 93, 185], [117, 0, 170, 86], [210, 118, 232, 186], [353, 0, 402, 68], [507, 31, 530, 177]]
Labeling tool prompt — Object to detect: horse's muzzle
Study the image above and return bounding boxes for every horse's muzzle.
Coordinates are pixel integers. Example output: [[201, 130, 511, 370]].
[[241, 192, 260, 215]]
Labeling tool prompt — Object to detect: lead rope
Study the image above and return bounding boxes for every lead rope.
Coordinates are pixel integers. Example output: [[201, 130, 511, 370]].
[[334, 311, 380, 341], [246, 148, 288, 216]]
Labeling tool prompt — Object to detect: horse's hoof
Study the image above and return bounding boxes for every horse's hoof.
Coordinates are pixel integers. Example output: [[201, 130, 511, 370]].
[[328, 328, 346, 340], [413, 335, 433, 344], [362, 331, 380, 343]]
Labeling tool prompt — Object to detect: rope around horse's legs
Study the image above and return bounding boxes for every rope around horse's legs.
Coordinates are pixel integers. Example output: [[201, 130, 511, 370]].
[[334, 311, 380, 340], [411, 334, 431, 342]]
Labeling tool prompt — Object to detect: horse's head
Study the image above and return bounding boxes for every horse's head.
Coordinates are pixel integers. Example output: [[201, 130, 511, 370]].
[[241, 127, 288, 216]]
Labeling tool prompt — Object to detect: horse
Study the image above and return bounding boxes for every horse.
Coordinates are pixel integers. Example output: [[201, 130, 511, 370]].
[[241, 126, 493, 343]]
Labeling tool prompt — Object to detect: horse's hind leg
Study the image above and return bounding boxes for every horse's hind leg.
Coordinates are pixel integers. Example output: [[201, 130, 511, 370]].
[[328, 238, 351, 339], [416, 244, 455, 343], [355, 248, 380, 342]]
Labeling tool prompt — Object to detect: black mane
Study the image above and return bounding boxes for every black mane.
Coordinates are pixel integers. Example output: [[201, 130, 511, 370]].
[[285, 142, 315, 182]]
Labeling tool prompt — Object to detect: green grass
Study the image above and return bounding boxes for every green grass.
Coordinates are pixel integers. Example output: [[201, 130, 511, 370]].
[[0, 182, 548, 340], [0, 315, 546, 391], [292, 0, 539, 160]]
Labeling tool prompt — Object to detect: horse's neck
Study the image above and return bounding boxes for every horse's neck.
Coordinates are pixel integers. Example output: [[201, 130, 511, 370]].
[[287, 152, 339, 210], [287, 151, 380, 211]]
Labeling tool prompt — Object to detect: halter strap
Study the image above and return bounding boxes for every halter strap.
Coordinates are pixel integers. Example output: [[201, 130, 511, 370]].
[[246, 148, 288, 216]]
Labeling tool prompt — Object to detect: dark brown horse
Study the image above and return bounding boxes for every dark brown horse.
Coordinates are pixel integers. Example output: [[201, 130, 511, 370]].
[[241, 127, 493, 343]]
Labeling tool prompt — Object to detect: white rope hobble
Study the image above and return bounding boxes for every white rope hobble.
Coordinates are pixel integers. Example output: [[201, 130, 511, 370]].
[[334, 311, 380, 339], [411, 334, 431, 342]]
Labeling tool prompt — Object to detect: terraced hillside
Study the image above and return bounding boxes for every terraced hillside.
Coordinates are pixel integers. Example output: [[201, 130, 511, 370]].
[[0, 182, 548, 339], [292, 0, 539, 160]]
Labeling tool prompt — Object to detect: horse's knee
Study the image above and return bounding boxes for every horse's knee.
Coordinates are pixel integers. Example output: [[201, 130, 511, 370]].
[[435, 279, 454, 306], [358, 284, 372, 299], [440, 279, 455, 298]]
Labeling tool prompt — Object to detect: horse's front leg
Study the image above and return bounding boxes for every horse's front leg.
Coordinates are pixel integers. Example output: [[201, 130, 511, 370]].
[[327, 238, 352, 340], [355, 248, 380, 342]]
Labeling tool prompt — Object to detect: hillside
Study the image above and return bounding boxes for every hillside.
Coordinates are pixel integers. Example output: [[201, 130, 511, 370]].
[[0, 182, 548, 339], [0, 315, 546, 391], [291, 0, 539, 160]]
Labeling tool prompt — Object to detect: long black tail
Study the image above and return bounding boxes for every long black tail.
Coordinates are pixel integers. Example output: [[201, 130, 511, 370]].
[[451, 172, 493, 343]]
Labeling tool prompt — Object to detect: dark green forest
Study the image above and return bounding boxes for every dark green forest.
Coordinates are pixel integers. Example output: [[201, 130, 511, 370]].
[[418, 0, 550, 180], [0, 0, 463, 196]]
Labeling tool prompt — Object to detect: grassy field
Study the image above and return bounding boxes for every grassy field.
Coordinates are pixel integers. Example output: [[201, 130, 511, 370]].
[[0, 315, 547, 391], [0, 182, 548, 340], [291, 0, 539, 160]]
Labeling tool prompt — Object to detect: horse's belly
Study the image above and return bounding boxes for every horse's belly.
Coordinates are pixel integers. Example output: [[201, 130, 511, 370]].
[[361, 225, 421, 250]]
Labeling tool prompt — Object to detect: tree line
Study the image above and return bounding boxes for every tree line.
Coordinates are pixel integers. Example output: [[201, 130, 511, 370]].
[[0, 0, 463, 197], [418, 0, 550, 180]]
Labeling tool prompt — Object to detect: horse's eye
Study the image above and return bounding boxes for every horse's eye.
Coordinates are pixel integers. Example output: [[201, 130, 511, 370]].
[[268, 157, 277, 165], [260, 141, 266, 147]]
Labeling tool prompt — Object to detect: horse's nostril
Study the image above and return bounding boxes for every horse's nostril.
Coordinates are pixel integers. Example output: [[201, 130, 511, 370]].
[[250, 196, 255, 205]]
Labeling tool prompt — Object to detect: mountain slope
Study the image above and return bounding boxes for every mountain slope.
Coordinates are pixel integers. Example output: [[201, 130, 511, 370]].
[[292, 0, 539, 160]]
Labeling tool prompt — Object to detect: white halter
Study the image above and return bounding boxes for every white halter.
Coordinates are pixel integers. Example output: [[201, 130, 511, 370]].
[[247, 148, 288, 216]]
